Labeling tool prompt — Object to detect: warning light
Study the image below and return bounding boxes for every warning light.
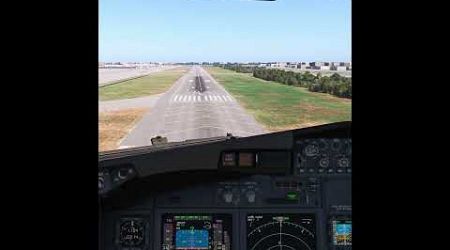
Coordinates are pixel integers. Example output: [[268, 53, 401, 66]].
[[239, 152, 255, 167], [286, 192, 299, 201], [222, 152, 236, 167]]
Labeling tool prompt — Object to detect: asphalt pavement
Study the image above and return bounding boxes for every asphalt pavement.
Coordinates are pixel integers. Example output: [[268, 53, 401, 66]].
[[119, 66, 266, 148]]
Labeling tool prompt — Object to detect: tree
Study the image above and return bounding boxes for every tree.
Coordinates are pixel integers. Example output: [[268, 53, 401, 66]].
[[287, 77, 298, 86]]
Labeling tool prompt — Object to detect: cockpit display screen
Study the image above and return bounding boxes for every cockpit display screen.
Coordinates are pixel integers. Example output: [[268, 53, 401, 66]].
[[332, 219, 352, 246], [247, 214, 316, 250], [162, 214, 232, 250]]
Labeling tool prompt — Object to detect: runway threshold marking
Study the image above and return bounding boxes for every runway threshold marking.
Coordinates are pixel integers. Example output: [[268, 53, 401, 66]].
[[170, 94, 234, 103]]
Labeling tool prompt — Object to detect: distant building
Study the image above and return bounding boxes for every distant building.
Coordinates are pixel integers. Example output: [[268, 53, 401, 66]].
[[286, 63, 297, 69], [269, 62, 287, 68], [315, 62, 324, 67], [320, 65, 330, 71], [309, 62, 322, 70], [299, 63, 310, 70], [336, 66, 347, 71]]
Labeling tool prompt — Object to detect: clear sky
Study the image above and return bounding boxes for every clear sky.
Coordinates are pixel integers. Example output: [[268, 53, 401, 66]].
[[99, 0, 351, 62]]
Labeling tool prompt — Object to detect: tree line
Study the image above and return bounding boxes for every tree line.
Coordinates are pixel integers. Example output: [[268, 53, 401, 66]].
[[223, 64, 255, 73], [222, 64, 351, 99]]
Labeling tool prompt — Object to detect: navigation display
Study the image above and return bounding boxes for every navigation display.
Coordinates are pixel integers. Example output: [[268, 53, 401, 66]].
[[162, 214, 232, 250], [247, 214, 316, 250], [332, 219, 352, 246]]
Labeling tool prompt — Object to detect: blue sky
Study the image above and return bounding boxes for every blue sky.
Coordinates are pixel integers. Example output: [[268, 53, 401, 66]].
[[99, 0, 351, 62]]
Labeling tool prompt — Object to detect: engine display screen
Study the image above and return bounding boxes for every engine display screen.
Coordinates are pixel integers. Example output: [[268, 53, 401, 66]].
[[162, 214, 232, 250], [332, 219, 352, 246]]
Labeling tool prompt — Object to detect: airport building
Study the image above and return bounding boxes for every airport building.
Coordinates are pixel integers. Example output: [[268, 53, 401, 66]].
[[336, 66, 347, 71]]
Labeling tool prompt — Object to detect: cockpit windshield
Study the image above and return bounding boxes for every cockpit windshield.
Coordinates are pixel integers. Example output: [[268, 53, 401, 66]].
[[99, 0, 351, 151]]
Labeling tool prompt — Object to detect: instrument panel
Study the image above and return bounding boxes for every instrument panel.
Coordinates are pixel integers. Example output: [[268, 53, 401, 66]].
[[99, 123, 352, 250], [295, 138, 352, 175]]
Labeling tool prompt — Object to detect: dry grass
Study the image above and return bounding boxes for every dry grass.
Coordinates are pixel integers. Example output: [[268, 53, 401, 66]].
[[99, 108, 149, 151], [99, 67, 189, 101]]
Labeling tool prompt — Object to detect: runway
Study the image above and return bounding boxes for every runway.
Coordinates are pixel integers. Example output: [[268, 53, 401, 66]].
[[119, 66, 266, 148]]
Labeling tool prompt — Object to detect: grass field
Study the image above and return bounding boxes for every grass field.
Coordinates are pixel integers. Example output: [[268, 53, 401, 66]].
[[99, 67, 188, 101], [206, 67, 351, 131], [99, 108, 149, 151]]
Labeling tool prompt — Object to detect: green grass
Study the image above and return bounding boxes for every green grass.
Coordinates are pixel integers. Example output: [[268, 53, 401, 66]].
[[99, 67, 188, 101], [206, 67, 351, 131]]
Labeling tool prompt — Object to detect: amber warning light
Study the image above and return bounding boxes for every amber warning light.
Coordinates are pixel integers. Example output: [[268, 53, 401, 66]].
[[239, 152, 255, 167]]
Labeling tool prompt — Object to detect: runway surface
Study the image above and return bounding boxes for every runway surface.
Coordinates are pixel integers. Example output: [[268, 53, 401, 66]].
[[119, 66, 266, 148]]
